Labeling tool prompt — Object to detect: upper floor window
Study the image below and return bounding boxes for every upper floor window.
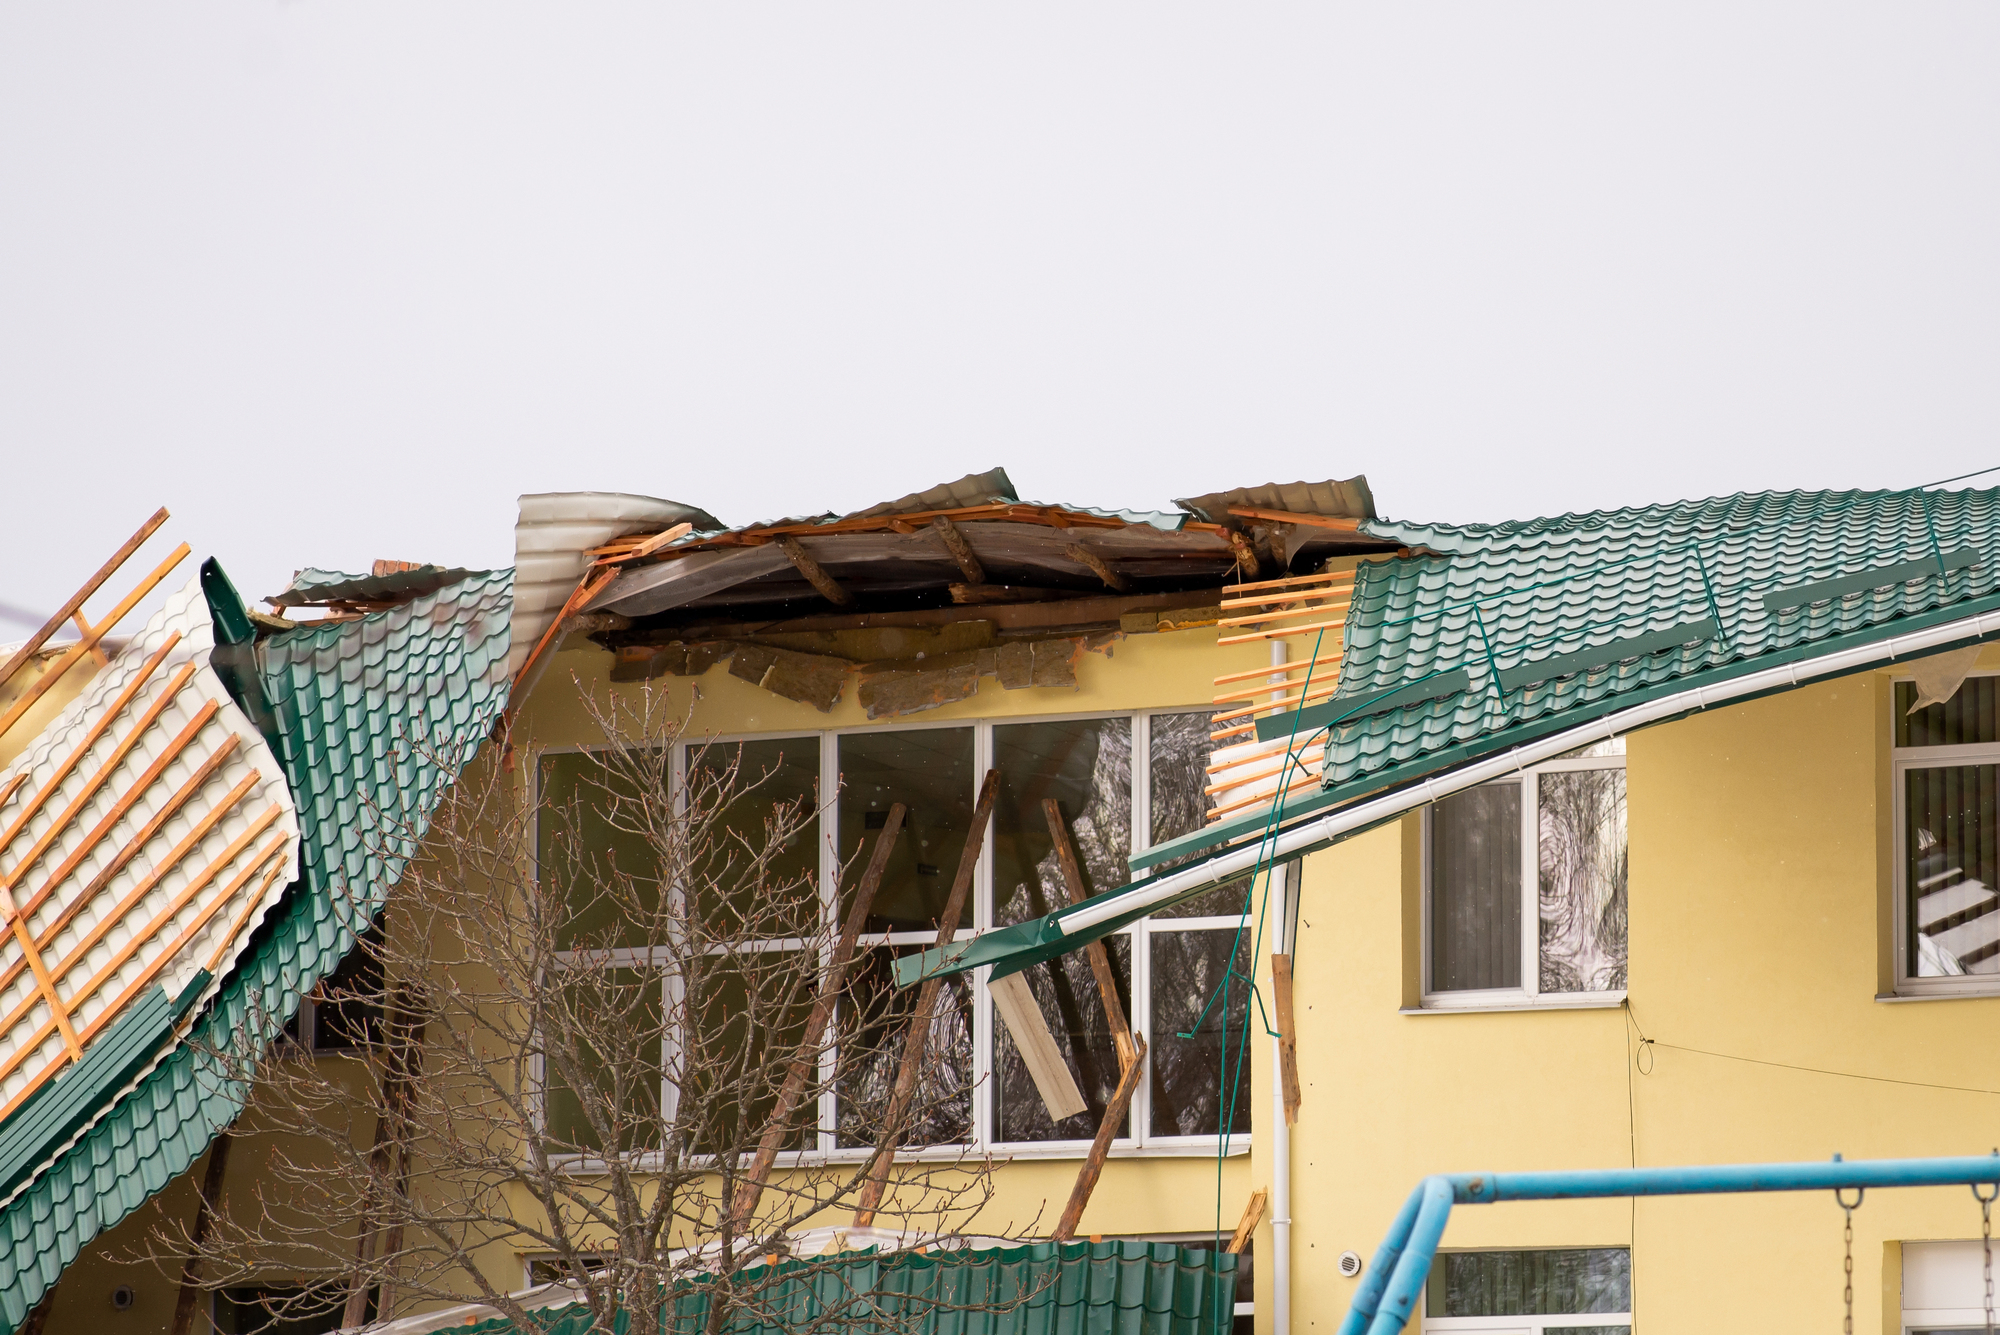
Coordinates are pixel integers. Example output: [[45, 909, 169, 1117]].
[[536, 707, 1253, 1162], [1894, 674, 2000, 992], [1422, 740, 1628, 1010]]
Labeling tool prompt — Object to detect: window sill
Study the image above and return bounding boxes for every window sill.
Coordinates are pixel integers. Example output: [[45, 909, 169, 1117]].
[[1403, 991, 1626, 1016], [1876, 989, 2000, 1004], [548, 1140, 1249, 1175]]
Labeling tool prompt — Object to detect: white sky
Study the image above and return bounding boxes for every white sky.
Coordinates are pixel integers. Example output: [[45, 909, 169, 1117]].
[[3, 4, 1999, 626]]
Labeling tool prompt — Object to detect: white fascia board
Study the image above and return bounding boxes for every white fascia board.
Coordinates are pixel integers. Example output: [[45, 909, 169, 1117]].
[[1057, 606, 2000, 938]]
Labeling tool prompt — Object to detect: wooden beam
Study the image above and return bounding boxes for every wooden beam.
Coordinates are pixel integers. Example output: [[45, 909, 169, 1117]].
[[0, 508, 168, 700], [1227, 1187, 1269, 1254], [776, 536, 855, 607], [1217, 597, 1354, 631], [171, 1128, 234, 1335], [732, 803, 905, 1229], [1063, 542, 1129, 593], [0, 542, 191, 743], [1042, 799, 1134, 1073], [854, 770, 1001, 1225], [988, 970, 1087, 1121], [1271, 954, 1302, 1125], [930, 516, 985, 584], [632, 586, 1229, 641], [1051, 1029, 1146, 1240], [605, 521, 694, 566], [1225, 506, 1368, 535], [1216, 617, 1348, 647]]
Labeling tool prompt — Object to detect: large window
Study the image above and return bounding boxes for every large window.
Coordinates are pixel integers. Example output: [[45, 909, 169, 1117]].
[[1421, 1248, 1631, 1334], [1894, 675, 2000, 994], [1423, 740, 1628, 1009], [537, 709, 1254, 1160]]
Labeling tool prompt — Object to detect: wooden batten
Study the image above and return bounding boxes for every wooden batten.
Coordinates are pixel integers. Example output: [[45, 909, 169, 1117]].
[[0, 542, 190, 743], [1219, 568, 1357, 597], [1227, 1187, 1270, 1253], [1271, 954, 1301, 1124], [0, 635, 182, 860], [604, 521, 694, 565], [1217, 596, 1354, 631], [1225, 505, 1368, 534], [988, 971, 1088, 1121], [0, 508, 168, 701], [1216, 618, 1347, 647], [1051, 1029, 1147, 1241]]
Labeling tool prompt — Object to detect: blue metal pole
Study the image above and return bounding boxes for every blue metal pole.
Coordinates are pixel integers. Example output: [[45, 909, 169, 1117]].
[[1365, 1177, 1454, 1335], [1343, 1153, 2000, 1335]]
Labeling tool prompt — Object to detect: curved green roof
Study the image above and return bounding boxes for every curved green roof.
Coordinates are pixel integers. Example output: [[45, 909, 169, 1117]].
[[0, 569, 512, 1332]]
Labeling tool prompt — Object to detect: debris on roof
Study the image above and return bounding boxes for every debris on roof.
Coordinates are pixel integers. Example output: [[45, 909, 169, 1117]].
[[515, 472, 1387, 717], [269, 563, 476, 613]]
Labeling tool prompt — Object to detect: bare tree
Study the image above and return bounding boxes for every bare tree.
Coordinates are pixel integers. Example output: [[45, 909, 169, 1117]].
[[150, 688, 1025, 1334]]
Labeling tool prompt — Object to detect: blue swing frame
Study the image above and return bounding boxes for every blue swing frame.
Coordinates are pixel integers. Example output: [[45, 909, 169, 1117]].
[[1338, 1153, 2000, 1335]]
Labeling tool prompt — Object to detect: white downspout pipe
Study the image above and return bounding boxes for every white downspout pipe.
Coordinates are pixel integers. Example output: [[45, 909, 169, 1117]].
[[1269, 640, 1293, 1335]]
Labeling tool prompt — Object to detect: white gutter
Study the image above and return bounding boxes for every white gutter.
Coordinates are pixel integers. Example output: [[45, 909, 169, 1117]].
[[1060, 604, 2000, 938], [1270, 858, 1293, 1335]]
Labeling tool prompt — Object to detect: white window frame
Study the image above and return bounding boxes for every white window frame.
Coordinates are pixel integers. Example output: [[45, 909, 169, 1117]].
[[533, 706, 1256, 1168], [1420, 747, 1627, 1012], [1892, 670, 2000, 998], [1419, 1247, 1632, 1334]]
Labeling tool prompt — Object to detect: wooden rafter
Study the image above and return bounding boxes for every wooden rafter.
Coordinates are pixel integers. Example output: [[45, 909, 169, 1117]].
[[1042, 798, 1134, 1073], [776, 536, 855, 607], [1063, 542, 1130, 594], [1051, 1029, 1147, 1241], [930, 516, 985, 584]]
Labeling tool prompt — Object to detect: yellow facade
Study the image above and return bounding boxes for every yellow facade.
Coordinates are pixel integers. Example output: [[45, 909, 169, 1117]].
[[46, 623, 2000, 1335]]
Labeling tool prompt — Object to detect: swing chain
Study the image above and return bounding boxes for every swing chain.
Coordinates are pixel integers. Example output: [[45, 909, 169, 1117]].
[[1973, 1179, 1998, 1335], [1836, 1186, 1864, 1335]]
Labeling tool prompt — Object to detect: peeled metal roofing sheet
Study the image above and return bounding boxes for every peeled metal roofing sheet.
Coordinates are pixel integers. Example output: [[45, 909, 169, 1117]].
[[1173, 476, 1375, 525], [1141, 486, 2000, 873], [272, 565, 478, 608], [845, 466, 1018, 519], [511, 493, 708, 677], [0, 570, 512, 1333], [0, 581, 301, 1120]]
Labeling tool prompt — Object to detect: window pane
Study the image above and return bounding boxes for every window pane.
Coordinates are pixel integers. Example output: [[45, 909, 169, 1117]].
[[835, 944, 972, 1148], [539, 750, 667, 950], [993, 717, 1132, 926], [1148, 928, 1253, 1137], [543, 967, 663, 1155], [994, 935, 1133, 1142], [837, 729, 975, 933], [1151, 711, 1253, 918], [681, 949, 815, 1155], [1898, 677, 2000, 747], [686, 737, 821, 939], [1907, 764, 2000, 976], [1424, 1248, 1631, 1317], [1538, 769, 1628, 993], [1430, 785, 1522, 992]]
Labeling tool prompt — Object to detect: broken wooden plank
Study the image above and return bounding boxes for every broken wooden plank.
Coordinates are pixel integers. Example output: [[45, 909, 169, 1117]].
[[1225, 506, 1368, 535], [1272, 953, 1301, 1125], [732, 803, 906, 1229], [1042, 799, 1134, 1073], [1063, 542, 1130, 593], [989, 970, 1087, 1121], [776, 536, 855, 607], [1051, 1029, 1146, 1240], [854, 769, 1001, 1225], [1225, 529, 1263, 579], [931, 516, 985, 584], [0, 542, 191, 743], [1227, 1187, 1269, 1253], [0, 508, 168, 701], [608, 521, 694, 565]]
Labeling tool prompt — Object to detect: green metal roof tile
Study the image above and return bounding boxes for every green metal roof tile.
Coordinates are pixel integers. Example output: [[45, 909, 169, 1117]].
[[0, 570, 511, 1333]]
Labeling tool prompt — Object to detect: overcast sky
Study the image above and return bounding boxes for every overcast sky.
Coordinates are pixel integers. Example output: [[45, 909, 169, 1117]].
[[4, 4, 1998, 625]]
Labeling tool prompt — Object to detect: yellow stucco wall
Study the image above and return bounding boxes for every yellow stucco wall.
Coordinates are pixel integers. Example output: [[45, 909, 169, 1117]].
[[1280, 656, 2000, 1334]]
